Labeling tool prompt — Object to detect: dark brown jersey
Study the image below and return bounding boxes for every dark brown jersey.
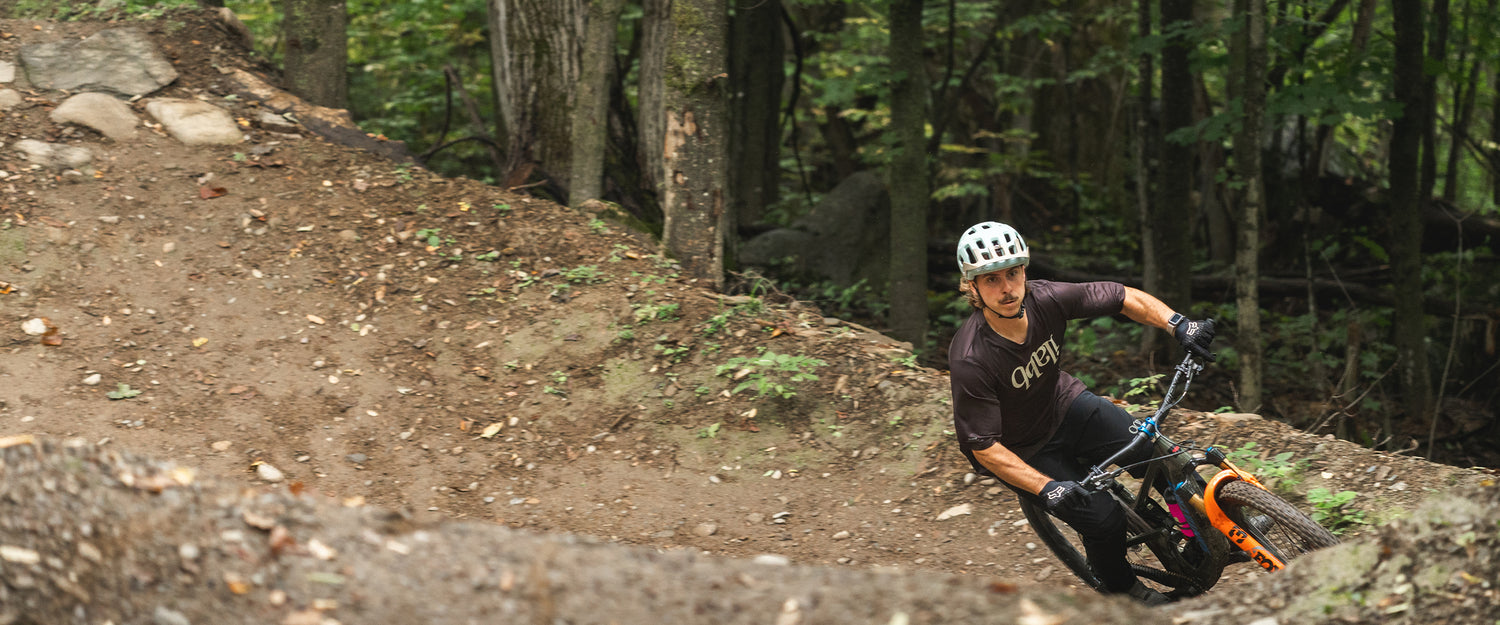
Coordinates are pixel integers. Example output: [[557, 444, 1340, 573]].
[[949, 280, 1125, 474]]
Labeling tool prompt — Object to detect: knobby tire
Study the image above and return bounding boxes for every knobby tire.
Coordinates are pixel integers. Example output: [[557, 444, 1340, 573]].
[[1215, 480, 1340, 561]]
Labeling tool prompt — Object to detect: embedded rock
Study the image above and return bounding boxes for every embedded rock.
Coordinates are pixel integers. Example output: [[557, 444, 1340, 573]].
[[51, 92, 140, 141], [13, 139, 93, 169], [144, 98, 244, 145], [19, 28, 178, 96]]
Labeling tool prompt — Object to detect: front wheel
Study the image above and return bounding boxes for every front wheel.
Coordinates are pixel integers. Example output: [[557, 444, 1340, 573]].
[[1215, 480, 1340, 564]]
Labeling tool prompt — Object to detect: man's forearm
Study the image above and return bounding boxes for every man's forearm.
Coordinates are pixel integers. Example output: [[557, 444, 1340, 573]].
[[972, 442, 1052, 495], [1121, 286, 1177, 331]]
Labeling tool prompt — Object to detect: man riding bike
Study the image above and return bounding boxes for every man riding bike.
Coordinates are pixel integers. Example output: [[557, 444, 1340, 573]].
[[946, 221, 1216, 605]]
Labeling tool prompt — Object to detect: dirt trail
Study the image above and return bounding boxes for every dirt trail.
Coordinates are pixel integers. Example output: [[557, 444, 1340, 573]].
[[0, 9, 1495, 624]]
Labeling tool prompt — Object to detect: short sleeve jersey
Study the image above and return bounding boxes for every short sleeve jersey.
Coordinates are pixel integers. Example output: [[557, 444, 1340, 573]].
[[948, 280, 1126, 474]]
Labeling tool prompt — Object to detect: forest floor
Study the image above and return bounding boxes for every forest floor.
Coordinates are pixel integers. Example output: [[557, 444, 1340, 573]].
[[0, 9, 1497, 625]]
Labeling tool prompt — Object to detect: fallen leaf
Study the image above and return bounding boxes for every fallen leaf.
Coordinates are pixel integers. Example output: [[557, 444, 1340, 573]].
[[38, 215, 69, 228], [225, 575, 251, 595], [480, 422, 503, 439], [268, 525, 295, 554], [242, 509, 276, 530], [192, 337, 209, 347], [40, 334, 62, 346], [307, 539, 337, 561], [227, 385, 249, 395], [199, 186, 228, 199]]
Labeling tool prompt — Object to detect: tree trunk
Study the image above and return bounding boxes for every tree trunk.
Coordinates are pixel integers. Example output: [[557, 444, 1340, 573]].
[[637, 0, 670, 199], [1420, 0, 1449, 204], [489, 0, 584, 190], [1389, 0, 1432, 428], [887, 0, 928, 348], [1135, 0, 1158, 357], [568, 0, 626, 207], [656, 0, 731, 288], [1231, 0, 1267, 414], [281, 0, 347, 109], [728, 0, 784, 230], [1146, 0, 1193, 357], [1494, 68, 1500, 208]]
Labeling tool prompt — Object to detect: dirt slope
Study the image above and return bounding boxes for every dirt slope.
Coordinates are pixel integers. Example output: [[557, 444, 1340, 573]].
[[0, 9, 1496, 624]]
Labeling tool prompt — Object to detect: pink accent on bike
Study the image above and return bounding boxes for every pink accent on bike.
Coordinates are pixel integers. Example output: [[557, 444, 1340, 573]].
[[1168, 502, 1195, 537]]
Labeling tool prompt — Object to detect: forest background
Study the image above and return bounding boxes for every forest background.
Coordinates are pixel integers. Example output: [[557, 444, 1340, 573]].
[[18, 0, 1500, 469]]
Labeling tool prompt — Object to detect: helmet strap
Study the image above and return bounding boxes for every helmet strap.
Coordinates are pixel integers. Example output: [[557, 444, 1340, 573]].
[[992, 302, 1025, 320]]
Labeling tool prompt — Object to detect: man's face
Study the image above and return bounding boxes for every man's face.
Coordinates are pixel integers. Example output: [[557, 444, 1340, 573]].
[[972, 264, 1027, 316]]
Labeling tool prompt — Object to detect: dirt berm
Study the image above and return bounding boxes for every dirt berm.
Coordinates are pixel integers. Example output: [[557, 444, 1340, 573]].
[[1, 437, 1497, 624], [0, 436, 1152, 625]]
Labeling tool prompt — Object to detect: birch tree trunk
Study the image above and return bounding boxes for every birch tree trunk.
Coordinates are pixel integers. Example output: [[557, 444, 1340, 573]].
[[653, 0, 731, 288], [281, 0, 347, 109], [488, 0, 584, 189], [887, 0, 928, 348], [568, 0, 626, 206], [1230, 0, 1267, 413]]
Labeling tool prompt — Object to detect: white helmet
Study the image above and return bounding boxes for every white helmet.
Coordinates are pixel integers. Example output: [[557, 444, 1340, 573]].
[[956, 221, 1029, 280]]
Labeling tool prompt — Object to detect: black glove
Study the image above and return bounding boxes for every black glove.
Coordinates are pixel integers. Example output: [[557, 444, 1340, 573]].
[[1040, 480, 1090, 514], [1173, 317, 1217, 361]]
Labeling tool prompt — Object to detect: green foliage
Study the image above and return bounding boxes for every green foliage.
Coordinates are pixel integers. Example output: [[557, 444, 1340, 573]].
[[415, 228, 442, 248], [565, 265, 606, 284], [714, 351, 827, 399], [1306, 488, 1367, 535], [1117, 373, 1165, 410], [654, 340, 690, 364], [1227, 442, 1307, 492], [697, 422, 721, 439], [632, 301, 680, 324], [105, 383, 142, 400]]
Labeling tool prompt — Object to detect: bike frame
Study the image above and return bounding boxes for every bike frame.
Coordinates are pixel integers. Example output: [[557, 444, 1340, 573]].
[[1085, 354, 1288, 572]]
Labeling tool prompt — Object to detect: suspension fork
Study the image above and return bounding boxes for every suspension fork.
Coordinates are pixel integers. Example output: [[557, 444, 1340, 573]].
[[1197, 457, 1288, 572]]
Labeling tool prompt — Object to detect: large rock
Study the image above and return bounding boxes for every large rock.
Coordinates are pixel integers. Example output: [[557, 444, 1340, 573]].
[[740, 170, 891, 286], [19, 28, 178, 96], [0, 88, 22, 111], [144, 98, 244, 145], [50, 93, 139, 141], [13, 139, 93, 170]]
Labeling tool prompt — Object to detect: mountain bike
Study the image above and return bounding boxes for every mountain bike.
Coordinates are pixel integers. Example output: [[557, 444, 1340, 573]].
[[1017, 354, 1340, 598]]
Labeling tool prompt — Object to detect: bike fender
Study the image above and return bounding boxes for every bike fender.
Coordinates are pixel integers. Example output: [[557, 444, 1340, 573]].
[[1203, 468, 1287, 572]]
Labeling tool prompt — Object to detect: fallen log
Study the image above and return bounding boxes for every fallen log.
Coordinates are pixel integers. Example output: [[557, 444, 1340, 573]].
[[223, 68, 415, 165]]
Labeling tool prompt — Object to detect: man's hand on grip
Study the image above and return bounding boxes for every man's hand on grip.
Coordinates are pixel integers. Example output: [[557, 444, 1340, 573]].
[[1174, 318, 1217, 361]]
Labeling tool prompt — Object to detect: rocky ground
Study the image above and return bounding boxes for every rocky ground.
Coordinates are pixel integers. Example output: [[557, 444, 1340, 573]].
[[0, 8, 1497, 625]]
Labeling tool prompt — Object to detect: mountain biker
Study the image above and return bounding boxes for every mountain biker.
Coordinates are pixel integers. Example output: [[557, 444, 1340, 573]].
[[947, 221, 1216, 606]]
